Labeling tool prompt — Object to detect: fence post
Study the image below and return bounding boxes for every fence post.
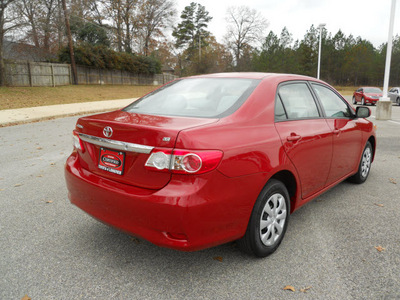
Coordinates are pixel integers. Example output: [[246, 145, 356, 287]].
[[27, 61, 32, 87], [68, 65, 72, 85], [51, 64, 55, 87]]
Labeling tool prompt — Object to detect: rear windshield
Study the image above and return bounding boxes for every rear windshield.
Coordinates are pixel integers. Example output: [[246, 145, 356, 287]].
[[364, 87, 382, 93], [123, 78, 260, 118]]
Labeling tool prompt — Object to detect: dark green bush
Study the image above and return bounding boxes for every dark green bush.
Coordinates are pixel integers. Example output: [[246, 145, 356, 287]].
[[59, 44, 161, 74]]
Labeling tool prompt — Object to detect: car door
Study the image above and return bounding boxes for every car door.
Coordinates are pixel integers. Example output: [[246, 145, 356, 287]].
[[274, 82, 333, 199], [311, 83, 363, 184], [355, 88, 363, 102], [388, 88, 395, 102]]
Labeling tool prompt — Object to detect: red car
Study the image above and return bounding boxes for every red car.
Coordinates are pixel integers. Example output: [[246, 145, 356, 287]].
[[352, 87, 383, 105], [65, 73, 376, 257]]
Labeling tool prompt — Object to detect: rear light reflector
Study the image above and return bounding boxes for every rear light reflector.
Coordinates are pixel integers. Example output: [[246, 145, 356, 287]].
[[145, 149, 223, 174], [72, 131, 84, 152]]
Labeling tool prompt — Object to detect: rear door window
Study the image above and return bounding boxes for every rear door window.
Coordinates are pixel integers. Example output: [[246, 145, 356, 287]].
[[276, 82, 320, 120]]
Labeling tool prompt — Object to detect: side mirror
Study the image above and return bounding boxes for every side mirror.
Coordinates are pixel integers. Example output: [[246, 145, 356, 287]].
[[356, 106, 371, 118]]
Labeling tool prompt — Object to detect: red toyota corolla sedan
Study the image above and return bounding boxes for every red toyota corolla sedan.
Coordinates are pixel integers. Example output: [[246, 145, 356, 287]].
[[65, 73, 376, 257], [352, 87, 383, 105]]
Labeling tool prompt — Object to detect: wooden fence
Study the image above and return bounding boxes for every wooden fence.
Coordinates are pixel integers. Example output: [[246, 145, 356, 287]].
[[5, 60, 71, 87], [4, 60, 176, 87]]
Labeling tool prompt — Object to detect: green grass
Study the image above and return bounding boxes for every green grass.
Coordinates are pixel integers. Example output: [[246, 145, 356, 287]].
[[0, 85, 159, 110]]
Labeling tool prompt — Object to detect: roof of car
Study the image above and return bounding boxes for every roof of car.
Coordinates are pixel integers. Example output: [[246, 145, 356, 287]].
[[187, 72, 317, 81]]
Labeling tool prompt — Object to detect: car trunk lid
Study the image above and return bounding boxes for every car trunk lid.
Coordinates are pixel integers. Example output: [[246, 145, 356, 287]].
[[74, 110, 218, 189]]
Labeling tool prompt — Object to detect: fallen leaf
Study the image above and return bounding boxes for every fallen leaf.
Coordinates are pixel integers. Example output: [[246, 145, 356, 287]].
[[130, 237, 141, 244], [389, 178, 397, 184], [374, 203, 384, 207], [46, 200, 53, 204], [283, 285, 295, 292], [14, 183, 23, 187], [21, 295, 31, 300], [375, 246, 385, 252], [36, 147, 42, 150], [50, 163, 56, 166], [213, 256, 223, 262], [0, 188, 4, 191], [300, 286, 312, 293], [37, 175, 43, 178]]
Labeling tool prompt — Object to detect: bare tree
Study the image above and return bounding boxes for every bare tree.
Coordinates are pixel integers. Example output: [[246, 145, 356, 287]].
[[224, 6, 268, 68], [0, 0, 20, 86], [103, 0, 137, 52], [15, 0, 58, 51], [136, 0, 176, 56]]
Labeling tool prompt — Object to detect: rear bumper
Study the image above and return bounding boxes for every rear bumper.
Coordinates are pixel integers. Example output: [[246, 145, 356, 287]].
[[65, 152, 261, 251]]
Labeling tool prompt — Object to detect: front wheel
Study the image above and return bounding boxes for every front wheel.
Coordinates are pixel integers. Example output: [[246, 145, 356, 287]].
[[361, 97, 366, 105], [397, 97, 400, 106], [352, 96, 357, 104], [238, 179, 290, 257], [348, 141, 373, 184]]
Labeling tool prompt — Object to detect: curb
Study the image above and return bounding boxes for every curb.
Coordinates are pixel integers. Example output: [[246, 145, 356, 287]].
[[0, 98, 136, 127]]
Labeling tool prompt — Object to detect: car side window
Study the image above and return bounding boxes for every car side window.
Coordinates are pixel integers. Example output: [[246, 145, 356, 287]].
[[278, 83, 320, 119], [312, 83, 353, 118], [274, 96, 287, 120]]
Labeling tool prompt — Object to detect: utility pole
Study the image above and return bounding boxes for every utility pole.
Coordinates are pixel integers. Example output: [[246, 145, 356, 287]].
[[317, 23, 326, 79], [61, 0, 77, 85], [376, 0, 396, 120]]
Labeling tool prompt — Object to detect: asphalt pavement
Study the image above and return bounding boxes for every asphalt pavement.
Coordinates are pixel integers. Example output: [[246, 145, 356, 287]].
[[0, 101, 399, 299]]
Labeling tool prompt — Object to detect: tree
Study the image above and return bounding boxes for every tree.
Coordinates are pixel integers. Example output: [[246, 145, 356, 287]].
[[136, 0, 176, 56], [224, 5, 268, 70], [14, 0, 58, 51], [70, 16, 110, 46], [172, 2, 212, 75], [0, 0, 19, 86], [172, 2, 212, 52], [297, 25, 319, 76], [102, 0, 137, 53]]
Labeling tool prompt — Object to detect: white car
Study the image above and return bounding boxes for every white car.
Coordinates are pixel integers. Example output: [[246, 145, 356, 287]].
[[388, 87, 400, 105]]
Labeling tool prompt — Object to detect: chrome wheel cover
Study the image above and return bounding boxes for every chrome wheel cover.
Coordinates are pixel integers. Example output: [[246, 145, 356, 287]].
[[361, 147, 372, 178], [259, 193, 287, 246]]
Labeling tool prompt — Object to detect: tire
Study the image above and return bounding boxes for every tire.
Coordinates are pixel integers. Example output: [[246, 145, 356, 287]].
[[348, 141, 373, 184], [397, 97, 400, 106], [238, 179, 290, 257], [352, 96, 357, 104], [361, 97, 366, 105]]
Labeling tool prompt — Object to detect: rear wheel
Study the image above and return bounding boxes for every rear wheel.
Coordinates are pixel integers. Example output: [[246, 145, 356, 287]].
[[238, 179, 290, 257], [348, 141, 373, 184]]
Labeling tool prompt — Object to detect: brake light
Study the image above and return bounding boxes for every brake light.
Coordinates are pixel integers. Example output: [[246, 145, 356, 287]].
[[145, 149, 223, 174], [72, 131, 84, 152]]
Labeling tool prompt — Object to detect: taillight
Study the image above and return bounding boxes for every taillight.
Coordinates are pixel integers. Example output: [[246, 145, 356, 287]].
[[72, 131, 84, 152], [145, 149, 223, 174]]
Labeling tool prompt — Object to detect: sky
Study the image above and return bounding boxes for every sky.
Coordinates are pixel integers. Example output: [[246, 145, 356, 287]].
[[175, 0, 399, 48]]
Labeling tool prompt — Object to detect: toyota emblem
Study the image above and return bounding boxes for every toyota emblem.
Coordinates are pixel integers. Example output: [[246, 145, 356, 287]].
[[103, 126, 113, 138]]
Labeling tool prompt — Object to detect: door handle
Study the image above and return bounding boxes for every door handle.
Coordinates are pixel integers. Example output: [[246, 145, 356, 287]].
[[287, 135, 301, 141], [333, 129, 341, 135]]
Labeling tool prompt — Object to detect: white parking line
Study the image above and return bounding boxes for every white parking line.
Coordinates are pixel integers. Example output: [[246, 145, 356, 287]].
[[371, 115, 400, 125]]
